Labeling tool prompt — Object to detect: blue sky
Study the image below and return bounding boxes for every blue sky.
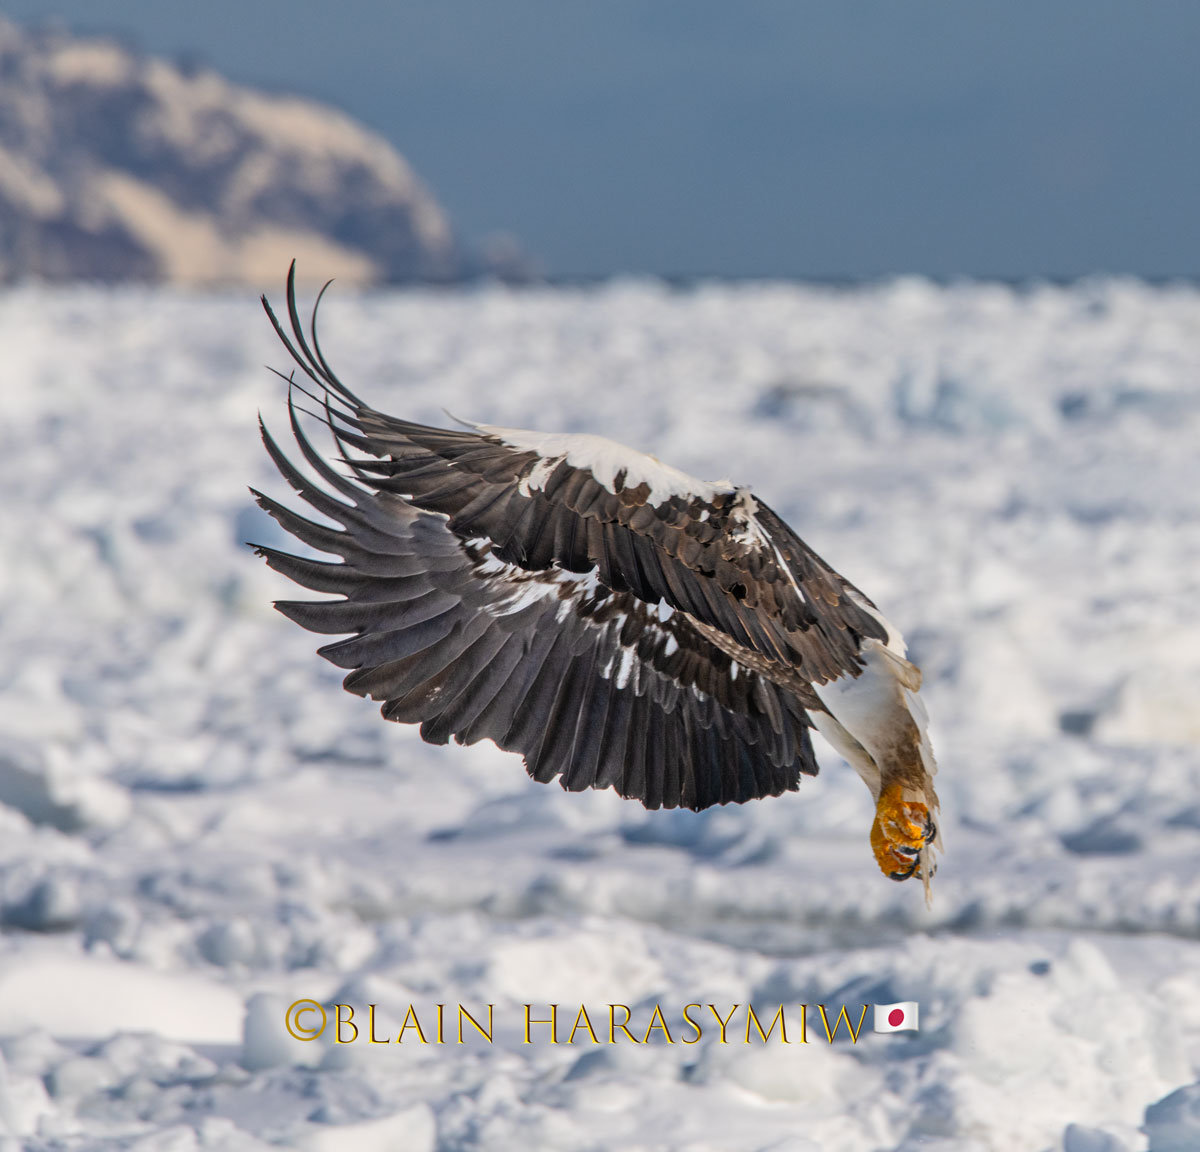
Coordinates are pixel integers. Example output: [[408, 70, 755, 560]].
[[10, 1, 1199, 279]]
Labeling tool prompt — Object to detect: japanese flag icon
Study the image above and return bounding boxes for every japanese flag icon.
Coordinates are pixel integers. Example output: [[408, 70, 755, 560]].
[[873, 1002, 919, 1033]]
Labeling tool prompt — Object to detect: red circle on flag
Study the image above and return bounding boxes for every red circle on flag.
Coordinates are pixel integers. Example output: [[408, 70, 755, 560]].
[[888, 1008, 905, 1027]]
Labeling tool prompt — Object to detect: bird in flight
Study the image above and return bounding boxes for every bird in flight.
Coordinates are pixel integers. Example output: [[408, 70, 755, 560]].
[[253, 266, 941, 894]]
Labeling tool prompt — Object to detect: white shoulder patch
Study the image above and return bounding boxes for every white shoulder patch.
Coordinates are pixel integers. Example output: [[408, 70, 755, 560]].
[[846, 588, 907, 658], [476, 423, 736, 506]]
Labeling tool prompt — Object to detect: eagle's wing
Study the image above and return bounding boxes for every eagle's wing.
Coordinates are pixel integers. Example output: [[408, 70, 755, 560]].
[[254, 268, 887, 810]]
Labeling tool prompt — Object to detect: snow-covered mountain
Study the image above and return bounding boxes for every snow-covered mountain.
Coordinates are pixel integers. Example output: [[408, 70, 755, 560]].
[[0, 17, 522, 285]]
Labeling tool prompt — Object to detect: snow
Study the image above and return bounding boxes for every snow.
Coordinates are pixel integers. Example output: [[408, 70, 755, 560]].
[[42, 42, 134, 88], [1, 276, 1200, 1149], [0, 951, 242, 1044], [96, 170, 378, 287], [479, 424, 737, 504]]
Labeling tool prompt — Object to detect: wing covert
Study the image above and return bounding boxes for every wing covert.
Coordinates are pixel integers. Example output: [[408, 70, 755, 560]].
[[262, 267, 887, 693]]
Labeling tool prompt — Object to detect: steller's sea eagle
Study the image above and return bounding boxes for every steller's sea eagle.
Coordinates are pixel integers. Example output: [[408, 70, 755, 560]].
[[252, 266, 941, 894]]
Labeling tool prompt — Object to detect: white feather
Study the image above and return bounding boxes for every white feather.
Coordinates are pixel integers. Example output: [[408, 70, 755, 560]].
[[812, 635, 937, 794]]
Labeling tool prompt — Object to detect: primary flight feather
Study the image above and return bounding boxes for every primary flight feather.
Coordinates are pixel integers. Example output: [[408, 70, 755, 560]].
[[253, 266, 941, 893]]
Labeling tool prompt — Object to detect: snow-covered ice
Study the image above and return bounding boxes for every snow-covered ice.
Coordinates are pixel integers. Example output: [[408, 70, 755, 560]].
[[1, 276, 1200, 1149]]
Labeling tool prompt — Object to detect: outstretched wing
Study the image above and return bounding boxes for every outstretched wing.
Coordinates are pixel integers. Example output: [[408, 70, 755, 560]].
[[253, 266, 886, 809], [254, 400, 816, 809]]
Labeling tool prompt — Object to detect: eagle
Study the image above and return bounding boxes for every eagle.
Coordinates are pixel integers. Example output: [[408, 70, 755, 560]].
[[252, 266, 941, 894]]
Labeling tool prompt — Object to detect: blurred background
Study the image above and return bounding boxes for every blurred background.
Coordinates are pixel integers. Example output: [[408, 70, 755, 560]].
[[1, 6, 1200, 1152], [1, 1, 1199, 285]]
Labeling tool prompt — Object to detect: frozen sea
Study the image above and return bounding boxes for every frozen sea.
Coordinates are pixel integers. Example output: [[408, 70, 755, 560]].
[[1, 277, 1200, 1151]]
